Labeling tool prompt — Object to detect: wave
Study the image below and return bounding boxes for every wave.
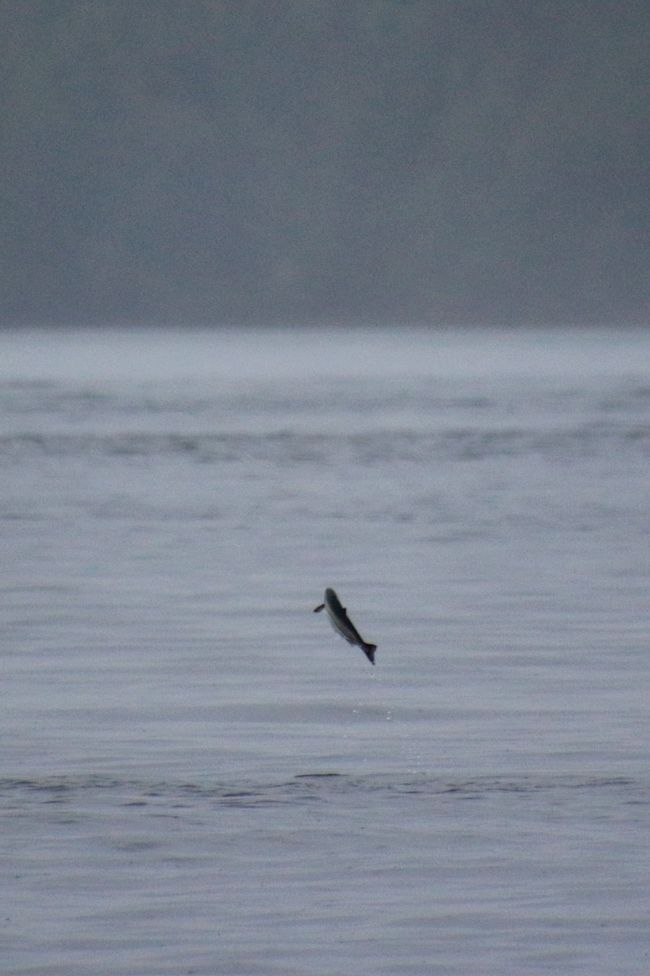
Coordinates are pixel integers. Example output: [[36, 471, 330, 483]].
[[0, 772, 643, 811], [1, 422, 649, 464]]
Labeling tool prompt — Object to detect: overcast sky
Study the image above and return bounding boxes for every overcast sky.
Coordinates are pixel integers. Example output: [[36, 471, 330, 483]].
[[3, 1, 648, 326]]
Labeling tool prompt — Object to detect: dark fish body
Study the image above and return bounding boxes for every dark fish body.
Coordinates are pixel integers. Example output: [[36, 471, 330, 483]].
[[313, 587, 377, 665]]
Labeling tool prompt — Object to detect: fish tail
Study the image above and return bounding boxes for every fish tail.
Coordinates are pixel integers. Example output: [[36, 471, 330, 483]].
[[363, 643, 377, 665]]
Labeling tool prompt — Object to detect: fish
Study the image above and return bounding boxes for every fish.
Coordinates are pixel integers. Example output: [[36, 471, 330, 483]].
[[313, 587, 377, 665]]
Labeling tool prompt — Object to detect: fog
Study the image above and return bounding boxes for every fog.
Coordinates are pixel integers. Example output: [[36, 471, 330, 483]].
[[2, 1, 648, 326]]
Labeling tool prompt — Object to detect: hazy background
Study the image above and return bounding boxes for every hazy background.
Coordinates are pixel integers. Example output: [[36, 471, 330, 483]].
[[2, 0, 648, 328]]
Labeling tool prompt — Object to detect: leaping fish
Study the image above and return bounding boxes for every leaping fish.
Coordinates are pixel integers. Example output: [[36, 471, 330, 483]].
[[313, 587, 377, 665]]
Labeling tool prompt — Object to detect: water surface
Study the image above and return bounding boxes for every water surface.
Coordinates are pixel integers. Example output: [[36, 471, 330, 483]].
[[2, 326, 650, 974]]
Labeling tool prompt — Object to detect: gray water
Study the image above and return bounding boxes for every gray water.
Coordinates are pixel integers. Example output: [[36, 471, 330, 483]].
[[2, 326, 650, 975]]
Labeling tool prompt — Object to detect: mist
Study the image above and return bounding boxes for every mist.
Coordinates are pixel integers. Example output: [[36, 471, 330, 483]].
[[2, 0, 648, 326]]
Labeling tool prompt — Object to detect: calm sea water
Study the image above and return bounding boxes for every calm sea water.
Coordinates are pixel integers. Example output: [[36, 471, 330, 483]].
[[2, 326, 650, 975]]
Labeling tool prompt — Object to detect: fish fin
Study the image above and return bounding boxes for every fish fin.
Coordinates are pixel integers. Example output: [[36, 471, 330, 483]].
[[313, 603, 325, 613]]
